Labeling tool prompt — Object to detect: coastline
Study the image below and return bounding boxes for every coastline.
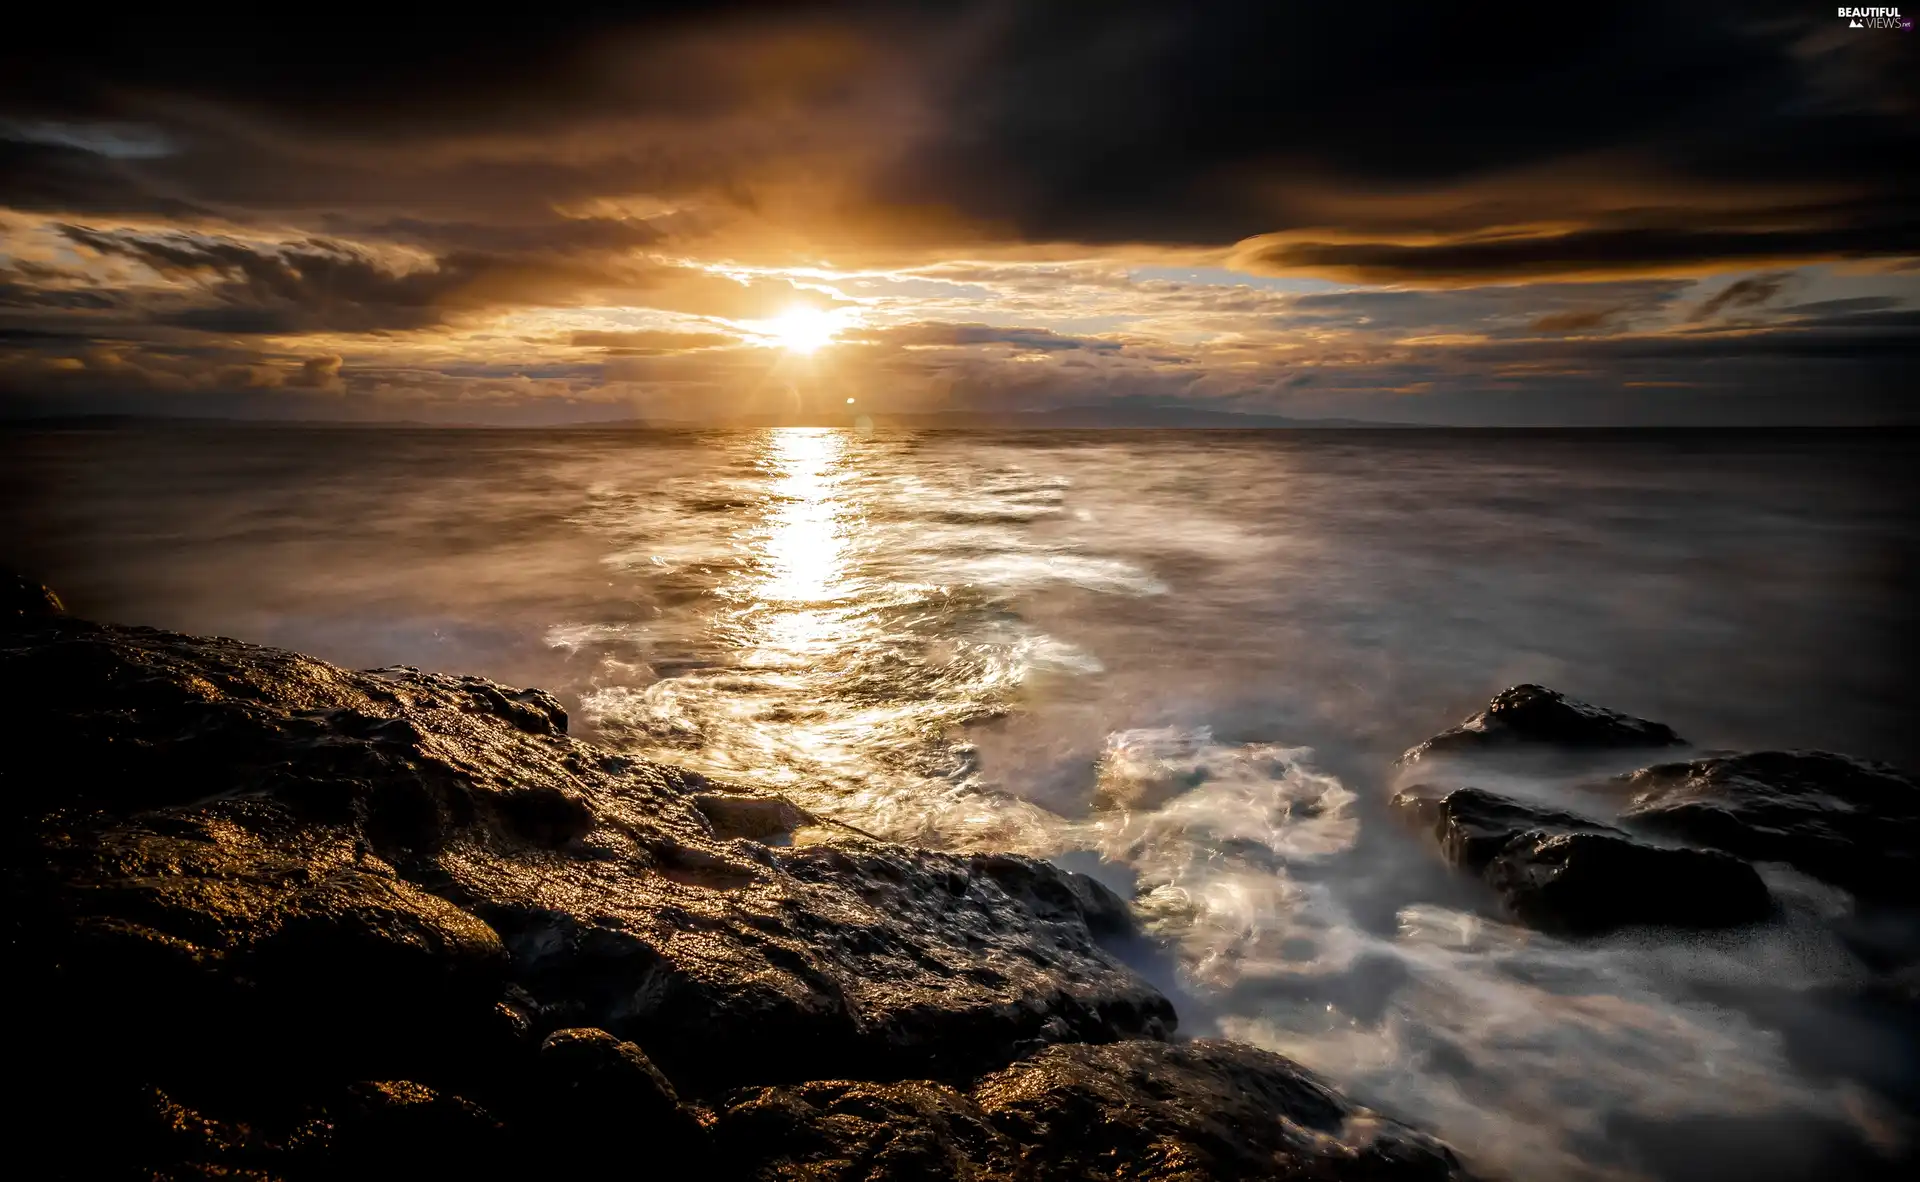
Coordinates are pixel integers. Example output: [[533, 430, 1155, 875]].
[[0, 581, 1475, 1180], [8, 570, 1915, 1179]]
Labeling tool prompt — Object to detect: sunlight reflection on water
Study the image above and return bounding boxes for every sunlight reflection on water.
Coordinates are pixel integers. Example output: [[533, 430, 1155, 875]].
[[753, 427, 849, 610], [575, 428, 1101, 850], [13, 424, 1916, 1182], [557, 428, 1911, 1181]]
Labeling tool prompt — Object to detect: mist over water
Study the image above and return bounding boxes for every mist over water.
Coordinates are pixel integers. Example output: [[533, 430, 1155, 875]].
[[6, 423, 1917, 1179]]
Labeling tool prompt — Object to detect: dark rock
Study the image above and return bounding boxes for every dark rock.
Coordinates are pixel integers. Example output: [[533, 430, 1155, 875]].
[[2, 607, 1477, 1178], [535, 1028, 705, 1160], [5, 616, 1169, 1086], [493, 783, 597, 847], [1391, 785, 1625, 872], [1612, 750, 1920, 905], [1392, 786, 1772, 934], [324, 1080, 506, 1177], [0, 612, 1205, 1177], [975, 1040, 1472, 1180], [718, 1078, 1016, 1180], [1, 570, 64, 620], [967, 850, 1136, 936], [692, 790, 814, 842], [718, 1040, 1474, 1181], [1401, 684, 1685, 765], [124, 1078, 504, 1179], [538, 1026, 680, 1112], [1486, 831, 1773, 935]]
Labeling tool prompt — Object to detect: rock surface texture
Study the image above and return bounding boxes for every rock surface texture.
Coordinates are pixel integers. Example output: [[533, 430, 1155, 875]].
[[1399, 683, 1685, 766], [718, 1040, 1468, 1181], [1391, 785, 1772, 934], [0, 594, 1473, 1181], [1613, 750, 1920, 906], [1397, 686, 1920, 942]]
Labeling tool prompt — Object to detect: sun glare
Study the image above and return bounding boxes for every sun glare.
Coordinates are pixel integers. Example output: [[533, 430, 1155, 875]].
[[764, 306, 838, 354], [760, 303, 837, 353]]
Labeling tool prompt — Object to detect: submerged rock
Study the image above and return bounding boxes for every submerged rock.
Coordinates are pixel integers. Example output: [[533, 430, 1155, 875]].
[[719, 1040, 1473, 1181], [1, 606, 1473, 1178], [1392, 785, 1771, 934], [1613, 750, 1920, 905], [1400, 684, 1685, 765], [1395, 686, 1920, 939]]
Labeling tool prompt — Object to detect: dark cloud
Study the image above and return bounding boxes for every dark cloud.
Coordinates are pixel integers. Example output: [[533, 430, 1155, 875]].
[[286, 354, 343, 389], [1690, 272, 1792, 320], [1277, 282, 1684, 337], [45, 224, 839, 334], [58, 226, 619, 332], [0, 261, 122, 310], [1778, 296, 1902, 318], [1241, 224, 1920, 284], [848, 322, 1121, 352], [569, 330, 740, 353], [0, 6, 861, 137], [0, 138, 213, 219], [881, 2, 1919, 264], [1456, 307, 1920, 364], [1533, 308, 1632, 334], [0, 336, 343, 403], [3, 3, 1912, 275], [2, 4, 1917, 425], [352, 217, 664, 255]]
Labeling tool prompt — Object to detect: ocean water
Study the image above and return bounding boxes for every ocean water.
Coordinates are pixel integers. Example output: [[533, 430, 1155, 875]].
[[5, 423, 1917, 1179]]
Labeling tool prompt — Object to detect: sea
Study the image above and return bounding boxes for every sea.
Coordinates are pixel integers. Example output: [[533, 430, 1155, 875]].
[[5, 422, 1917, 1180]]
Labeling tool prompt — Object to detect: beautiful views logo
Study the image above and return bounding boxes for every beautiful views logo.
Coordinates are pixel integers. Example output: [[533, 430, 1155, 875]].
[[1837, 6, 1913, 28]]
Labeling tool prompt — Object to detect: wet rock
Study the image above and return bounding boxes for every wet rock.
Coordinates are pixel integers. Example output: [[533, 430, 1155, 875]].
[[538, 1027, 682, 1116], [719, 1078, 1017, 1180], [1486, 831, 1772, 935], [1392, 786, 1772, 934], [535, 1028, 705, 1160], [692, 790, 814, 842], [2, 607, 1482, 1177], [1401, 684, 1684, 765], [493, 783, 596, 847], [967, 850, 1136, 936], [1, 611, 1213, 1176], [126, 1078, 504, 1179], [1612, 750, 1920, 905], [324, 1080, 505, 1177], [718, 1040, 1475, 1181], [1392, 785, 1624, 872], [975, 1041, 1473, 1180]]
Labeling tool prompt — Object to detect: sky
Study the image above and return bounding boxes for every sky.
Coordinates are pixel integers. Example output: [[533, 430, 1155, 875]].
[[1, 2, 1917, 426]]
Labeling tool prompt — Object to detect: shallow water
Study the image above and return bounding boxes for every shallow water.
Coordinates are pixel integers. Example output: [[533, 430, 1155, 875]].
[[5, 423, 1917, 1179]]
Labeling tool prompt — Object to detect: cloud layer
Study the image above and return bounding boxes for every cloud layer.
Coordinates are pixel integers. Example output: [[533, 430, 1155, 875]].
[[1, 3, 1915, 424]]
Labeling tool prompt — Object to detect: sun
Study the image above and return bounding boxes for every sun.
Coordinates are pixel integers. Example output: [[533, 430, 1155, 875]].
[[763, 306, 838, 354]]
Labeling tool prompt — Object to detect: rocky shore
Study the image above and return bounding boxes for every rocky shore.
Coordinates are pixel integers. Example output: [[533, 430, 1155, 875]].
[[7, 579, 1915, 1180], [1392, 683, 1920, 942], [1, 580, 1473, 1180]]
